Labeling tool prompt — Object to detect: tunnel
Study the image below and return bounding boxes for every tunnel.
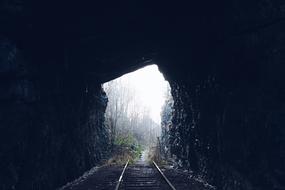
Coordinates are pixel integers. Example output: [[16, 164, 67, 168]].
[[1, 1, 285, 190]]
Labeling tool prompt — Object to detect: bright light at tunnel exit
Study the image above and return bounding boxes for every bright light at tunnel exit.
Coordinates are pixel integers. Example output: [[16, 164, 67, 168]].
[[106, 64, 170, 124]]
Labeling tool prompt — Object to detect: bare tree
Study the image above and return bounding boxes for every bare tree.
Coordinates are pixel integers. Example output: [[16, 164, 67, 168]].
[[103, 77, 163, 148]]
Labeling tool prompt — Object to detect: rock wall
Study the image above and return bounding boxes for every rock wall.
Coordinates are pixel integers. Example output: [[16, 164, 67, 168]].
[[157, 2, 285, 188], [163, 35, 285, 189], [160, 87, 173, 159], [167, 75, 285, 189], [0, 39, 110, 190]]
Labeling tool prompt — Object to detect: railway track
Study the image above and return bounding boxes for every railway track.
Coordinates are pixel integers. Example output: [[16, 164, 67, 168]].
[[115, 159, 176, 190], [60, 155, 214, 190]]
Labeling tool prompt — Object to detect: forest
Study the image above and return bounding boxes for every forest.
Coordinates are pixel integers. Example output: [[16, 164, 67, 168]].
[[103, 66, 171, 163]]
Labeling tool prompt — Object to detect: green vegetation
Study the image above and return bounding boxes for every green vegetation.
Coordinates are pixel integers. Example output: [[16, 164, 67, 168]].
[[115, 134, 143, 163], [107, 134, 143, 165], [114, 134, 136, 147]]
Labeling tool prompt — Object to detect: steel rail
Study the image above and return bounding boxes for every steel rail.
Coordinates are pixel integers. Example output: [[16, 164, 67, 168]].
[[115, 159, 129, 190], [152, 161, 177, 190]]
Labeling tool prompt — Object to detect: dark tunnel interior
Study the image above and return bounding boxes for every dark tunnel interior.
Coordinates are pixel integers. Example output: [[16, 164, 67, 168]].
[[0, 1, 285, 190]]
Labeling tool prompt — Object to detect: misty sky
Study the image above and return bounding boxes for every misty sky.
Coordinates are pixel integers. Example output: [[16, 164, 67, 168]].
[[107, 64, 170, 124]]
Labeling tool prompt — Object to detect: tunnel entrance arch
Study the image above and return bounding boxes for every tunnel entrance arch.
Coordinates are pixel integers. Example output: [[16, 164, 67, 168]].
[[102, 64, 173, 163]]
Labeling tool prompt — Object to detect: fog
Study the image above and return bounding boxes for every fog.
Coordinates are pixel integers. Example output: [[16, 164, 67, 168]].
[[103, 65, 171, 146]]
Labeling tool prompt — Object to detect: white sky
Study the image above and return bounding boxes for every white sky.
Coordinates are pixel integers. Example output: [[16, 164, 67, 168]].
[[115, 64, 169, 124]]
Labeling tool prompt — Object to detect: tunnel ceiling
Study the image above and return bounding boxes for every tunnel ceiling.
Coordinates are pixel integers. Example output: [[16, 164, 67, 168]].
[[3, 1, 284, 83]]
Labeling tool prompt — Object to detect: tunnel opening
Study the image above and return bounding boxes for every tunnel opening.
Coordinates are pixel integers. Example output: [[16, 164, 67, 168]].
[[102, 64, 173, 163], [1, 1, 285, 189]]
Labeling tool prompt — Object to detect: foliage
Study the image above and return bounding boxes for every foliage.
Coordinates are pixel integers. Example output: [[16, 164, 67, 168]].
[[107, 134, 143, 165], [115, 134, 136, 147], [103, 71, 171, 164], [103, 78, 161, 148]]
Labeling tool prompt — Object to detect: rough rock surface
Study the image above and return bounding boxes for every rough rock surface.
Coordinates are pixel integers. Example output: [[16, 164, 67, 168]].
[[0, 39, 110, 189], [167, 72, 285, 189]]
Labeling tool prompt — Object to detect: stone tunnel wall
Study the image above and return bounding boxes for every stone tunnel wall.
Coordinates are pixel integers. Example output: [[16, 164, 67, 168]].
[[167, 76, 285, 190], [162, 26, 285, 190], [0, 39, 110, 190]]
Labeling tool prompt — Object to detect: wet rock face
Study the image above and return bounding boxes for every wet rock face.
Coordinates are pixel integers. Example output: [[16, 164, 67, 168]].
[[0, 39, 109, 190]]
